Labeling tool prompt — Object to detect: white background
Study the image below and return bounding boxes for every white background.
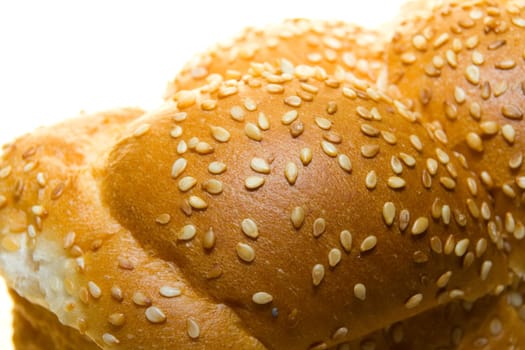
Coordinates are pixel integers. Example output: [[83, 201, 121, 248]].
[[0, 0, 406, 348]]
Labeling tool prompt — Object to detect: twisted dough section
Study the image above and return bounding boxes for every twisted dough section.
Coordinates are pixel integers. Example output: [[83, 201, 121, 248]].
[[165, 18, 386, 97], [103, 66, 515, 348], [0, 109, 264, 349]]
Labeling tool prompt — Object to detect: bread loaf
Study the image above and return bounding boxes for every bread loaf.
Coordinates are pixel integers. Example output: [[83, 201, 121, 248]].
[[0, 1, 524, 349]]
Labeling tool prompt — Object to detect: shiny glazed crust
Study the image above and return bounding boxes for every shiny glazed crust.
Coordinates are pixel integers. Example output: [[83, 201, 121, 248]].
[[0, 2, 524, 349]]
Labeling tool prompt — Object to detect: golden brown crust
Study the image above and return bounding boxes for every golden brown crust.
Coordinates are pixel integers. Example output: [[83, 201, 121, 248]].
[[0, 2, 524, 349], [0, 108, 264, 349], [103, 68, 512, 348], [166, 18, 386, 97], [386, 0, 525, 205]]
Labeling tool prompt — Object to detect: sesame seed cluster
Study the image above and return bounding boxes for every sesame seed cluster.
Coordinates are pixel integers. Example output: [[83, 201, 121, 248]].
[[0, 2, 524, 350]]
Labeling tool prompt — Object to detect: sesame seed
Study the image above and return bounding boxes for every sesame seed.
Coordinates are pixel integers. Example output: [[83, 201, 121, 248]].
[[409, 135, 423, 151], [440, 177, 456, 190], [321, 141, 338, 157], [245, 176, 265, 190], [480, 260, 492, 281], [102, 333, 120, 345], [176, 90, 196, 109], [291, 206, 305, 229], [502, 104, 523, 120], [469, 102, 481, 120], [230, 106, 245, 121], [496, 59, 516, 70], [411, 217, 429, 235], [467, 197, 481, 218], [387, 176, 406, 189], [328, 248, 342, 267], [480, 202, 491, 221], [360, 235, 377, 252], [202, 179, 223, 195], [281, 110, 298, 125], [160, 286, 181, 298], [332, 327, 348, 340], [313, 218, 326, 238], [178, 224, 197, 241], [361, 124, 380, 137], [178, 176, 197, 192], [515, 176, 525, 190], [354, 283, 366, 300], [245, 123, 263, 141], [430, 236, 443, 254], [171, 158, 187, 179], [381, 131, 397, 145], [315, 117, 332, 130], [266, 84, 284, 94], [514, 223, 525, 240], [236, 242, 255, 263], [466, 132, 483, 152], [187, 318, 200, 339], [31, 205, 45, 216], [283, 162, 298, 185], [502, 184, 517, 199], [436, 148, 450, 165], [170, 125, 183, 138], [446, 50, 457, 67], [340, 230, 352, 252], [1, 236, 19, 252], [454, 239, 470, 257], [471, 50, 484, 65], [454, 87, 466, 104], [505, 212, 516, 233], [501, 124, 516, 144], [218, 85, 238, 98], [312, 264, 325, 286], [405, 293, 423, 309], [132, 291, 152, 306], [243, 98, 257, 111], [443, 234, 455, 256], [449, 289, 465, 299], [87, 281, 102, 299], [62, 232, 76, 251], [258, 112, 270, 130], [252, 292, 273, 305], [436, 271, 452, 289], [365, 171, 377, 190], [361, 144, 379, 158], [210, 126, 231, 143], [401, 52, 417, 64], [493, 81, 508, 97], [399, 153, 416, 168], [465, 65, 480, 85], [145, 306, 167, 323], [133, 123, 150, 137], [202, 228, 216, 250], [390, 156, 403, 175], [300, 148, 313, 166], [177, 140, 187, 154], [383, 202, 396, 226], [433, 33, 449, 48], [108, 313, 126, 327], [250, 158, 270, 174], [189, 195, 208, 209], [241, 218, 259, 239], [284, 95, 301, 107], [444, 101, 458, 120], [208, 161, 226, 174], [412, 34, 427, 50], [109, 286, 123, 302]]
